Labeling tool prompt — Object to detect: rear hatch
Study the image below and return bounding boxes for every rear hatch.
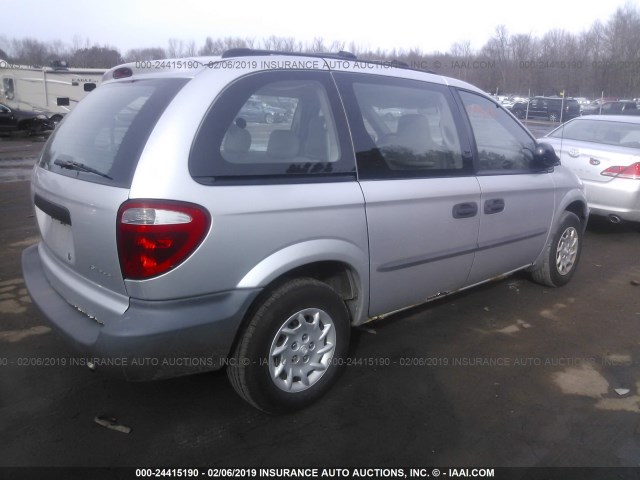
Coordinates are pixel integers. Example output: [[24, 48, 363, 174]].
[[32, 78, 187, 322]]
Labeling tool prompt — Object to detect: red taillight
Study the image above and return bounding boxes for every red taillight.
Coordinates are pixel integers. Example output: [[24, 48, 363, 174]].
[[117, 200, 210, 280], [113, 67, 133, 79], [601, 162, 640, 180]]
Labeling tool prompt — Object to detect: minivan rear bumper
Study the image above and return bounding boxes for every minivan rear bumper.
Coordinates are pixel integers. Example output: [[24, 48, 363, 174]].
[[22, 244, 261, 381]]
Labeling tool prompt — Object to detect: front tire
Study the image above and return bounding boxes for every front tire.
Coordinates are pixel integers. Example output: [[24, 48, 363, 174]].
[[227, 278, 350, 413], [27, 121, 44, 136], [531, 211, 582, 287]]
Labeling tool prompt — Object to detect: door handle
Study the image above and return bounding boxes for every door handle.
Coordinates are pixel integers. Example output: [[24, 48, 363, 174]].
[[452, 202, 478, 219], [484, 198, 505, 214]]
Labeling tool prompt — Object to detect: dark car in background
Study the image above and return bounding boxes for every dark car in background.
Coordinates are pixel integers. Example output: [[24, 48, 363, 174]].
[[580, 98, 617, 115], [511, 96, 581, 122], [237, 98, 288, 124], [0, 103, 55, 135], [582, 101, 640, 116]]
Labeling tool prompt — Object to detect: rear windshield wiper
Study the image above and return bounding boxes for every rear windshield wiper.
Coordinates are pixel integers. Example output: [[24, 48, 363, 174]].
[[53, 159, 113, 180]]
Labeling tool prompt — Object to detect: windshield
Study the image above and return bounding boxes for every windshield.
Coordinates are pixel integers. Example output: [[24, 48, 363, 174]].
[[39, 78, 187, 187]]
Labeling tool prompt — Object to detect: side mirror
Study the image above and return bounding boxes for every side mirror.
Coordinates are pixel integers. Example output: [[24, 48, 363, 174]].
[[533, 142, 560, 169]]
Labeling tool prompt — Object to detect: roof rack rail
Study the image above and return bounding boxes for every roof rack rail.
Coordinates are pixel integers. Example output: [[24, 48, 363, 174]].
[[221, 48, 357, 61], [347, 57, 435, 74], [360, 58, 410, 68], [220, 48, 436, 74]]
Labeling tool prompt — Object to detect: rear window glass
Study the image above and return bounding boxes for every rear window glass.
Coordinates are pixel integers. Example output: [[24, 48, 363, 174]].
[[222, 81, 340, 164], [189, 71, 355, 183], [39, 78, 187, 187], [549, 119, 640, 149]]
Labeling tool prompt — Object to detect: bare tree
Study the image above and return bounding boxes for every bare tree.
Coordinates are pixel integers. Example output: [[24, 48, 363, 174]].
[[10, 38, 49, 65], [184, 40, 197, 57], [199, 37, 223, 55], [602, 3, 640, 96], [71, 45, 122, 68], [3, 3, 640, 97], [480, 25, 512, 93], [328, 40, 346, 52], [261, 36, 300, 52], [71, 35, 90, 53], [48, 39, 71, 60], [124, 47, 167, 62], [309, 37, 326, 53], [167, 38, 184, 58], [450, 40, 472, 58], [276, 37, 299, 52], [0, 35, 11, 59]]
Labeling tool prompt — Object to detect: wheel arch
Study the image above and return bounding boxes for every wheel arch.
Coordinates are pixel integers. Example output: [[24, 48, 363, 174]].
[[229, 239, 370, 355], [227, 257, 366, 377], [239, 255, 367, 326], [530, 193, 587, 272], [564, 200, 588, 230], [16, 118, 35, 131], [236, 238, 368, 312]]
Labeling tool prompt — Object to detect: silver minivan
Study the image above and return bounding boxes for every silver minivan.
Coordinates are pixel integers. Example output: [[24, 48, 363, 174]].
[[22, 50, 588, 413]]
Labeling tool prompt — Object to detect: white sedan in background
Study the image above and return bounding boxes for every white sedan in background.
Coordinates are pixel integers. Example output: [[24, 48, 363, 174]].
[[541, 115, 640, 223]]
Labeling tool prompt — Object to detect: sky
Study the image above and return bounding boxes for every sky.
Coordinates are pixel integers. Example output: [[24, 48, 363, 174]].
[[2, 0, 638, 55]]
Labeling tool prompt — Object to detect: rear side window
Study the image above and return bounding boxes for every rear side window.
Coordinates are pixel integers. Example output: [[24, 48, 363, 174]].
[[223, 81, 340, 163], [39, 78, 187, 188], [333, 72, 472, 180], [189, 71, 355, 183]]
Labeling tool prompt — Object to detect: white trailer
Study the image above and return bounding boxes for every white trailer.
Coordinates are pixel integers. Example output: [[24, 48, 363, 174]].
[[0, 60, 105, 123]]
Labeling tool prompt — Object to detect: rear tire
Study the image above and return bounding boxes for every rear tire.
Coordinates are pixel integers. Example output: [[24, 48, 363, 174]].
[[227, 278, 350, 413], [531, 211, 582, 287]]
